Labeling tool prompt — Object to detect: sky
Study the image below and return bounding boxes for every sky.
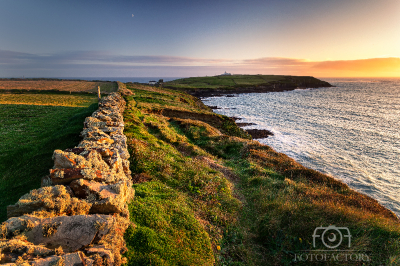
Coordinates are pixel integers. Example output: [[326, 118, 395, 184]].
[[0, 0, 399, 78]]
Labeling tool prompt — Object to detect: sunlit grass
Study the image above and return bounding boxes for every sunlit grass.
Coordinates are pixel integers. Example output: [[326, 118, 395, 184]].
[[0, 80, 117, 93], [164, 75, 286, 89], [0, 94, 98, 222], [0, 93, 97, 107], [122, 83, 400, 265]]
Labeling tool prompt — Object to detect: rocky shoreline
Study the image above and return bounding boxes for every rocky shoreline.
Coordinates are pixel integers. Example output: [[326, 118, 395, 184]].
[[182, 79, 332, 98]]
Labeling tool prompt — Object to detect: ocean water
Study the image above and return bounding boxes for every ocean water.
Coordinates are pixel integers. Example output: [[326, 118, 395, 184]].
[[202, 78, 400, 216]]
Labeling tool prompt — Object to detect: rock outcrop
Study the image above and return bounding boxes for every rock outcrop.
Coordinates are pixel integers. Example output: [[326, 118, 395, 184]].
[[1, 85, 134, 265]]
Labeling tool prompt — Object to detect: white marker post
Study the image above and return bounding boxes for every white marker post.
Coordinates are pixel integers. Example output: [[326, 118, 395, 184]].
[[97, 86, 101, 102]]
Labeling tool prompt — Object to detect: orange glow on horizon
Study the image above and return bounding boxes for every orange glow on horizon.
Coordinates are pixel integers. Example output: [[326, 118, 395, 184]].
[[231, 57, 400, 78]]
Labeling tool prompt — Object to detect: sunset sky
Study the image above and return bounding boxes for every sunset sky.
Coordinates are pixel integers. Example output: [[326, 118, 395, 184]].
[[0, 0, 399, 78]]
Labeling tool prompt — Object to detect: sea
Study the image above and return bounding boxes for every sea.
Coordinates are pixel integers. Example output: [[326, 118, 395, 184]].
[[201, 78, 400, 217]]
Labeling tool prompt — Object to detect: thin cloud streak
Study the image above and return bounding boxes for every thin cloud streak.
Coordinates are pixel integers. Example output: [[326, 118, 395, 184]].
[[0, 50, 233, 66], [1, 49, 399, 77]]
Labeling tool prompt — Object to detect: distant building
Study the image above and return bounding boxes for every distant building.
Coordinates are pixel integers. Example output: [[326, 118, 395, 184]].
[[149, 80, 157, 85], [220, 71, 231, 76]]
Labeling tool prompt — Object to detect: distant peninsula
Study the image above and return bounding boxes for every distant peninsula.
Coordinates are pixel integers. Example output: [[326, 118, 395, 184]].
[[163, 74, 332, 97]]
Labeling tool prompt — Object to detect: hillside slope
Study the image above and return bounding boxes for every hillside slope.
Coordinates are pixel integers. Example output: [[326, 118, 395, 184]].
[[122, 84, 400, 265], [163, 75, 332, 97]]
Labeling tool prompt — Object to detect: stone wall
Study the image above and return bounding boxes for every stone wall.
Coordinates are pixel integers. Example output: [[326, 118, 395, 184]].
[[0, 84, 135, 265]]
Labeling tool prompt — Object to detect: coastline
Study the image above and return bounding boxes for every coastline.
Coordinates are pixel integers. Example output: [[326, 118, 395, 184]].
[[3, 78, 400, 264], [188, 83, 332, 98], [164, 74, 333, 98], [201, 82, 400, 219]]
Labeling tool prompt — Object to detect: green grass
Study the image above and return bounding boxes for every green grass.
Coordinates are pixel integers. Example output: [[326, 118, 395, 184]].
[[125, 181, 215, 265], [122, 84, 400, 265], [0, 95, 98, 222], [0, 93, 97, 107], [164, 75, 288, 90]]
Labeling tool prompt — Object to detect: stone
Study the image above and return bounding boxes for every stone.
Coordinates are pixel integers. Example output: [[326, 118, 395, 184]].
[[92, 109, 123, 123], [110, 143, 130, 160], [80, 128, 115, 144], [0, 237, 55, 264], [121, 160, 132, 178], [64, 147, 114, 158], [102, 151, 124, 173], [7, 186, 91, 219], [84, 117, 123, 129], [50, 168, 101, 184], [77, 139, 113, 150], [21, 215, 115, 253], [69, 179, 134, 215], [244, 129, 274, 139], [52, 150, 89, 169], [29, 252, 85, 266], [85, 245, 114, 264]]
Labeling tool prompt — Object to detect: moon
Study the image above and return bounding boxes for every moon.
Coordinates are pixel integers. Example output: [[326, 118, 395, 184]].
[[132, 14, 134, 17]]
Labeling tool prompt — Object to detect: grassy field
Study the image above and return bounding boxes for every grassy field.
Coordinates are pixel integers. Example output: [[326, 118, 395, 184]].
[[0, 93, 98, 107], [163, 75, 326, 90], [0, 79, 118, 93], [0, 93, 97, 222], [122, 84, 400, 265]]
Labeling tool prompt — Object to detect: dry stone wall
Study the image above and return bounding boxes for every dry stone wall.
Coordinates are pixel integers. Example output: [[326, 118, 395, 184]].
[[0, 85, 135, 266]]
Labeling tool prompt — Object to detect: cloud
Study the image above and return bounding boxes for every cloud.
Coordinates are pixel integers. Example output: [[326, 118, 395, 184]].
[[236, 57, 400, 77], [1, 49, 399, 77], [241, 57, 310, 67], [312, 58, 400, 73], [0, 49, 232, 66]]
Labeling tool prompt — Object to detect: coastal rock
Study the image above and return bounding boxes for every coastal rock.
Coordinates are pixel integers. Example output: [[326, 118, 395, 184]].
[[245, 129, 274, 139], [236, 122, 257, 127]]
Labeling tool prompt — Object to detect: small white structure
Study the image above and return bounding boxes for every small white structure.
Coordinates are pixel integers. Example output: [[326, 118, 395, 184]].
[[148, 80, 157, 85], [220, 71, 231, 76]]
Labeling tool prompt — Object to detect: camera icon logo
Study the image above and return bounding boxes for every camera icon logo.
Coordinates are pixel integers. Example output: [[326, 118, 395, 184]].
[[312, 225, 352, 249]]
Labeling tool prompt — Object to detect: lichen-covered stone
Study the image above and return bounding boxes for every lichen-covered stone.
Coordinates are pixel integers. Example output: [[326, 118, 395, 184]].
[[29, 252, 85, 266], [20, 215, 122, 253], [80, 127, 115, 143], [52, 150, 89, 169], [64, 147, 114, 158], [77, 139, 113, 149], [0, 238, 55, 264], [69, 179, 134, 216], [84, 116, 123, 128], [7, 186, 91, 219]]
